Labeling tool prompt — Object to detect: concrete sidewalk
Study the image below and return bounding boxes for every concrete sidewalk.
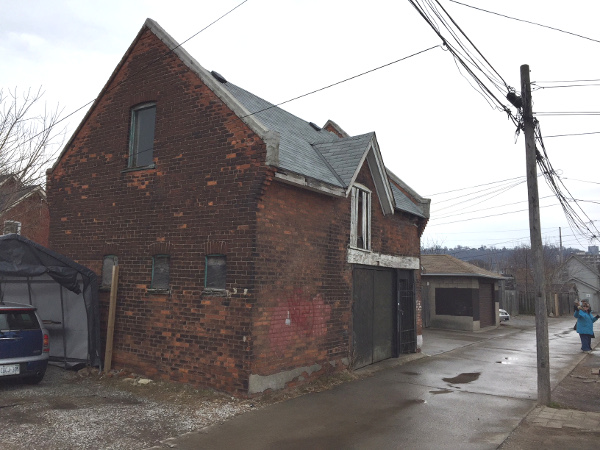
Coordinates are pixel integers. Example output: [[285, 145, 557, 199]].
[[151, 316, 598, 449]]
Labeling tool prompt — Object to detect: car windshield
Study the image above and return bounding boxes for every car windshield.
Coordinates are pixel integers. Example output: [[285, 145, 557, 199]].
[[0, 311, 40, 331]]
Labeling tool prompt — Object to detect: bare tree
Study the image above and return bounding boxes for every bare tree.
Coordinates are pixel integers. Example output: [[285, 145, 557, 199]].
[[0, 87, 65, 214]]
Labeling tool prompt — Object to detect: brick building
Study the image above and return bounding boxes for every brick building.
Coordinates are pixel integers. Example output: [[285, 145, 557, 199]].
[[46, 19, 430, 395], [0, 174, 49, 246]]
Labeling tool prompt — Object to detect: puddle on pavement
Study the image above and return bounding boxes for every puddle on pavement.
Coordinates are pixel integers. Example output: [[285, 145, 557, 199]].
[[496, 356, 519, 364], [442, 372, 481, 384], [429, 389, 453, 395], [401, 399, 427, 406]]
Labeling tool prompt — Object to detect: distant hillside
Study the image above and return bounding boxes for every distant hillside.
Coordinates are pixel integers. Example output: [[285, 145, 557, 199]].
[[420, 244, 581, 273]]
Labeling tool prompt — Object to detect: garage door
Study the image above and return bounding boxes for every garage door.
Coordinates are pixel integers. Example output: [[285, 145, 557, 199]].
[[352, 268, 395, 369], [479, 282, 495, 327]]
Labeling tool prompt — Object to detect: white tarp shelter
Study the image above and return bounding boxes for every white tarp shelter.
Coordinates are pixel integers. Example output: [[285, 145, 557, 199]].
[[0, 234, 101, 368]]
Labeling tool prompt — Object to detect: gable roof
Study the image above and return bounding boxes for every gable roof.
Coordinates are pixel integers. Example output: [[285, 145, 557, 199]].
[[51, 18, 428, 220], [564, 255, 600, 276], [421, 254, 504, 280], [0, 174, 45, 214]]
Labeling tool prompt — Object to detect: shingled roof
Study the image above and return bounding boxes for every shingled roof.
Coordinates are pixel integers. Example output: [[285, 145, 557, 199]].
[[53, 18, 430, 220], [421, 254, 504, 279]]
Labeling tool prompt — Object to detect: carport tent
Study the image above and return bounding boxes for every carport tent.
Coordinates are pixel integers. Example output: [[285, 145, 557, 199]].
[[0, 234, 101, 368]]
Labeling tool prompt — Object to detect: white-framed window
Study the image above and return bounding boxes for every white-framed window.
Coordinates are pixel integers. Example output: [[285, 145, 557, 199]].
[[101, 255, 118, 289], [350, 185, 371, 250], [128, 103, 156, 168], [151, 254, 170, 291], [3, 220, 21, 235]]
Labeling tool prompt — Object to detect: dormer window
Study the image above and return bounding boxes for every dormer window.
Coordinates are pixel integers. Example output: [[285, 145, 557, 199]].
[[351, 185, 371, 250]]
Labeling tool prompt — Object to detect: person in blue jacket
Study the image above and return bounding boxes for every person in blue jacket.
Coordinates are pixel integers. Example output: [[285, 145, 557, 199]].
[[574, 300, 600, 352]]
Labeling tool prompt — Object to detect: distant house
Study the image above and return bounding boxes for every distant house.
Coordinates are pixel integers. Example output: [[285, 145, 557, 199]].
[[421, 254, 504, 331], [559, 255, 600, 312], [0, 174, 49, 246], [46, 19, 430, 395]]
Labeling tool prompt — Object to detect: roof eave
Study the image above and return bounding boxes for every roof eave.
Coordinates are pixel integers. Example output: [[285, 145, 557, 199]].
[[421, 272, 506, 280]]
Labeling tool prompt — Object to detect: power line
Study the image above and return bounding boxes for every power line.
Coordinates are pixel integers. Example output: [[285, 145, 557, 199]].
[[543, 131, 600, 138], [432, 194, 555, 220], [562, 178, 600, 185], [427, 203, 558, 226], [407, 0, 518, 124], [449, 0, 600, 45], [17, 0, 250, 150], [424, 175, 526, 196], [240, 45, 441, 119], [533, 83, 600, 90], [539, 111, 600, 115]]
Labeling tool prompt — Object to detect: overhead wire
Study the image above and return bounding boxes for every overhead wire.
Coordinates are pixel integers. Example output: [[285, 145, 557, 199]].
[[449, 0, 600, 45], [239, 45, 441, 119], [15, 0, 251, 150], [407, 0, 518, 126]]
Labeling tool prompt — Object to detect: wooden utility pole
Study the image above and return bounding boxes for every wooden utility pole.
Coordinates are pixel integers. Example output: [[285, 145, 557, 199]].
[[521, 64, 551, 405], [104, 264, 119, 372]]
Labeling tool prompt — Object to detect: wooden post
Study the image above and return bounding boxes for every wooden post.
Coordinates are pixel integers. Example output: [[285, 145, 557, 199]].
[[104, 265, 119, 372], [521, 64, 551, 406], [555, 294, 560, 317]]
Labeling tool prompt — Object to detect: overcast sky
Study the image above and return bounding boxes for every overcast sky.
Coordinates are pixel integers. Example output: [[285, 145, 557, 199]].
[[1, 0, 598, 252]]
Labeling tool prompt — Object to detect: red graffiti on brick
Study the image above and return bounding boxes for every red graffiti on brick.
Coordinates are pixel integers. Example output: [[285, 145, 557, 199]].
[[268, 289, 331, 356]]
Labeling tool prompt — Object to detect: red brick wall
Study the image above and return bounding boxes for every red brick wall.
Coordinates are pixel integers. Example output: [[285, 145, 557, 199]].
[[46, 25, 425, 395], [251, 161, 423, 386], [47, 27, 269, 394], [1, 190, 49, 246], [253, 181, 351, 379]]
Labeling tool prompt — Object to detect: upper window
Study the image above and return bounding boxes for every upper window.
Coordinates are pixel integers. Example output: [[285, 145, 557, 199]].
[[129, 103, 156, 168], [205, 255, 226, 290], [3, 220, 21, 235], [350, 186, 371, 250], [101, 255, 118, 289], [151, 255, 170, 291]]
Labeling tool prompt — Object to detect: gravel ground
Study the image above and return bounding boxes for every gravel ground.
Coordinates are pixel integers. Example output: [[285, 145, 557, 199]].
[[0, 365, 257, 449]]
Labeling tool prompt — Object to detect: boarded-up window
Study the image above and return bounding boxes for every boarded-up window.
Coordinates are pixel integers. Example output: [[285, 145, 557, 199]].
[[435, 288, 476, 316], [205, 255, 226, 289], [3, 220, 21, 235], [151, 255, 170, 290], [350, 186, 371, 250]]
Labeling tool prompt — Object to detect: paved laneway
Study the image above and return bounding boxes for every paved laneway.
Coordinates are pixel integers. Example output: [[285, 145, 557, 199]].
[[154, 316, 590, 449]]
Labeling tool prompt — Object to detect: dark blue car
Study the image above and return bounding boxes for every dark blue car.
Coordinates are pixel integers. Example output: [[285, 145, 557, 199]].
[[0, 302, 49, 384]]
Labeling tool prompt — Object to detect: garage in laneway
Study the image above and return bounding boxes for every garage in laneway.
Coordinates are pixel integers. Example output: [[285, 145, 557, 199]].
[[352, 267, 416, 369]]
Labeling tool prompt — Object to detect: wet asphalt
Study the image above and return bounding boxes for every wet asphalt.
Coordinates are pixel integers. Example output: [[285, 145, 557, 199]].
[[156, 316, 590, 450]]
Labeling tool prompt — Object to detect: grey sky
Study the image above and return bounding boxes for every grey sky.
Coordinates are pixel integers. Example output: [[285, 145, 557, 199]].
[[1, 0, 598, 251]]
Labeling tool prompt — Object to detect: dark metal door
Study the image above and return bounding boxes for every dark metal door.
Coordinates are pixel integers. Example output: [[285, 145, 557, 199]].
[[353, 269, 374, 369], [352, 268, 395, 369], [398, 270, 417, 353]]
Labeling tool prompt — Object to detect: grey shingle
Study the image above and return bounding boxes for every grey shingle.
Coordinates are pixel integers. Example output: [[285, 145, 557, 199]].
[[390, 183, 426, 217]]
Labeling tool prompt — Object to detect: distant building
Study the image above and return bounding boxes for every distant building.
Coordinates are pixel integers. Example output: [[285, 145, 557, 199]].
[[421, 254, 505, 331], [0, 174, 49, 246]]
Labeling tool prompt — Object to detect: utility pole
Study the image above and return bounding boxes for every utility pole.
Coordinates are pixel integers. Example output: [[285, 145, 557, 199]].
[[559, 227, 564, 266], [521, 64, 551, 405]]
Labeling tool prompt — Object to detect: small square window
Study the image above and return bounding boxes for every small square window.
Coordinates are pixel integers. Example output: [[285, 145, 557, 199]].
[[3, 220, 21, 235], [129, 103, 156, 168], [151, 255, 170, 290], [101, 255, 118, 289], [205, 255, 226, 290]]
